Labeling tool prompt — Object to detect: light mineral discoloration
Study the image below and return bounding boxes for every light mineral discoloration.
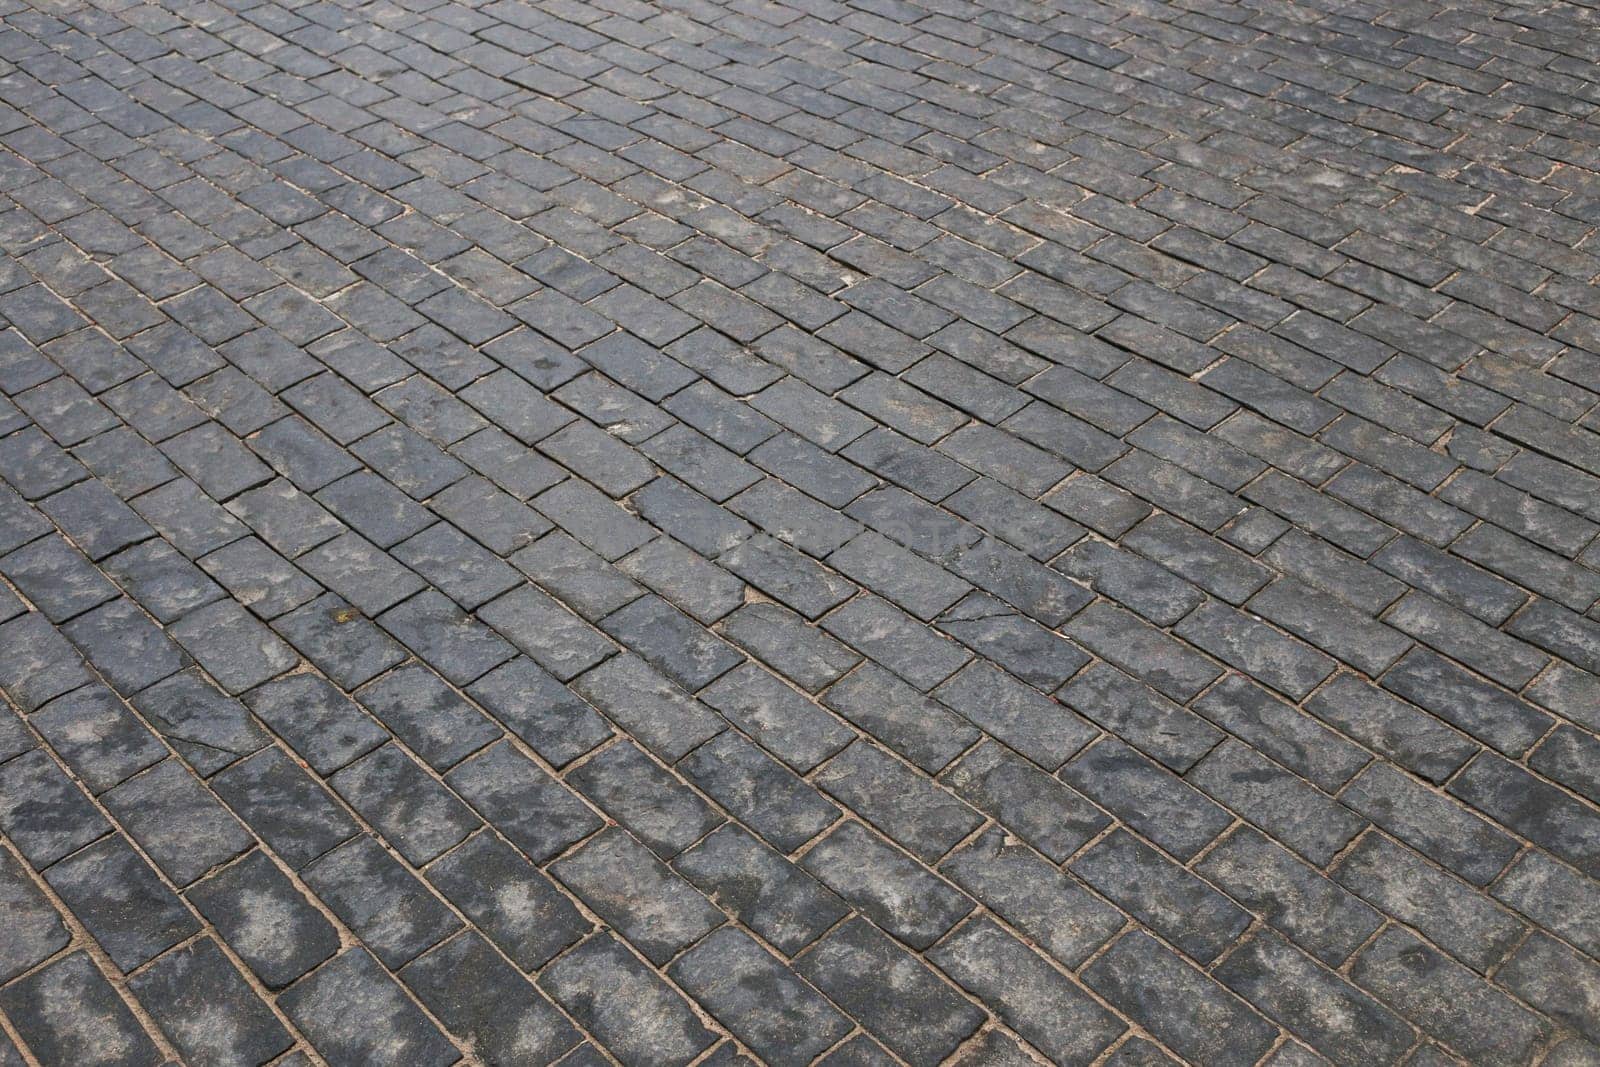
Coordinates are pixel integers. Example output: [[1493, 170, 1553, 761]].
[[0, 0, 1598, 1059]]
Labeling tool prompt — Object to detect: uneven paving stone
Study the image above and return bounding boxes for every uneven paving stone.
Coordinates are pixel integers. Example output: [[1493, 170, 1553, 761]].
[[1, 0, 1599, 1057], [425, 831, 591, 972], [187, 850, 340, 991]]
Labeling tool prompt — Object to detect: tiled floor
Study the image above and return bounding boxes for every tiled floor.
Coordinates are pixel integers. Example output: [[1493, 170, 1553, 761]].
[[1, 0, 1599, 1062]]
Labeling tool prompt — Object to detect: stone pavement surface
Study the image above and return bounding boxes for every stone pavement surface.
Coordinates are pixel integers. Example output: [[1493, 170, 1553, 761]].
[[2, 0, 1600, 1061]]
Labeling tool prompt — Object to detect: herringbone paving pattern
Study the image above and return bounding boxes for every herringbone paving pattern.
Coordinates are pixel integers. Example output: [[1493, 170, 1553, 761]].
[[1, 0, 1599, 1061]]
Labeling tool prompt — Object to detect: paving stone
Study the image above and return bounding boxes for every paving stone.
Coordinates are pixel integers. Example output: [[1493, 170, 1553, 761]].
[[700, 661, 854, 772], [403, 931, 580, 1066], [1068, 601, 1224, 703], [169, 598, 298, 694], [6, 0, 1600, 1051], [1, 534, 121, 623], [829, 531, 970, 621], [1340, 763, 1518, 886], [937, 593, 1092, 689], [1248, 578, 1412, 677], [0, 846, 69, 982], [128, 937, 293, 1067], [1215, 930, 1414, 1067], [552, 828, 723, 964], [1075, 827, 1250, 963], [599, 593, 743, 691], [930, 917, 1125, 1066], [0, 952, 161, 1067], [280, 948, 459, 1067], [669, 927, 851, 1067], [542, 934, 716, 1067], [816, 742, 983, 863], [1060, 661, 1222, 773], [1193, 675, 1369, 792], [378, 589, 516, 686], [682, 731, 839, 851], [444, 741, 600, 864], [101, 758, 253, 887], [272, 592, 409, 689], [211, 746, 358, 870], [426, 830, 590, 971], [1450, 753, 1600, 877], [32, 684, 165, 794], [0, 746, 110, 868], [720, 532, 856, 619], [1335, 832, 1524, 973], [797, 918, 984, 1067], [1176, 600, 1336, 701], [1056, 537, 1205, 626], [572, 653, 724, 763], [1188, 740, 1365, 865], [1303, 672, 1476, 784], [45, 833, 199, 972], [674, 824, 848, 956], [1084, 932, 1277, 1067], [936, 660, 1096, 770], [1496, 933, 1600, 1049], [1060, 738, 1231, 861], [1198, 825, 1382, 967], [304, 834, 461, 968], [821, 661, 977, 773], [244, 673, 387, 775], [1351, 927, 1550, 1065]]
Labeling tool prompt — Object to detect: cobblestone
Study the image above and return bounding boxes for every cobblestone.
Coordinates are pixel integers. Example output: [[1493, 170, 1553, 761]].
[[0, 0, 1599, 1060]]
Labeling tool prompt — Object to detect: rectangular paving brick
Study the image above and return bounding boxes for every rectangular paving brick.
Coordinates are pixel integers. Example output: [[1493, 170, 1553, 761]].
[[0, 0, 1598, 1057]]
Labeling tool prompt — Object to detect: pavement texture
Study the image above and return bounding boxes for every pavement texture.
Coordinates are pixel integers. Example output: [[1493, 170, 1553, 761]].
[[2, 0, 1600, 1062]]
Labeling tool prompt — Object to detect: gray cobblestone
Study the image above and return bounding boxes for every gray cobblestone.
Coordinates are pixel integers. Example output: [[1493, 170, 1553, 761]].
[[1, 0, 1599, 1058]]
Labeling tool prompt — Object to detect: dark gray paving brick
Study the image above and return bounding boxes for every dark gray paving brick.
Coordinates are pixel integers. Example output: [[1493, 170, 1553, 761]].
[[1084, 932, 1277, 1067], [670, 927, 851, 1067], [128, 937, 292, 1067], [1198, 826, 1382, 968], [551, 827, 722, 965], [45, 833, 198, 973], [930, 917, 1125, 1066], [403, 931, 579, 1066], [0, 747, 110, 868], [1351, 927, 1550, 1065], [542, 934, 716, 1067], [0, 952, 161, 1067], [444, 740, 601, 863], [4, 0, 1600, 1052], [1074, 828, 1250, 963], [675, 824, 847, 956], [0, 845, 68, 982], [1061, 737, 1231, 861], [1215, 930, 1414, 1067], [280, 948, 459, 1067], [797, 918, 983, 1067], [188, 849, 339, 990], [101, 759, 253, 888]]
